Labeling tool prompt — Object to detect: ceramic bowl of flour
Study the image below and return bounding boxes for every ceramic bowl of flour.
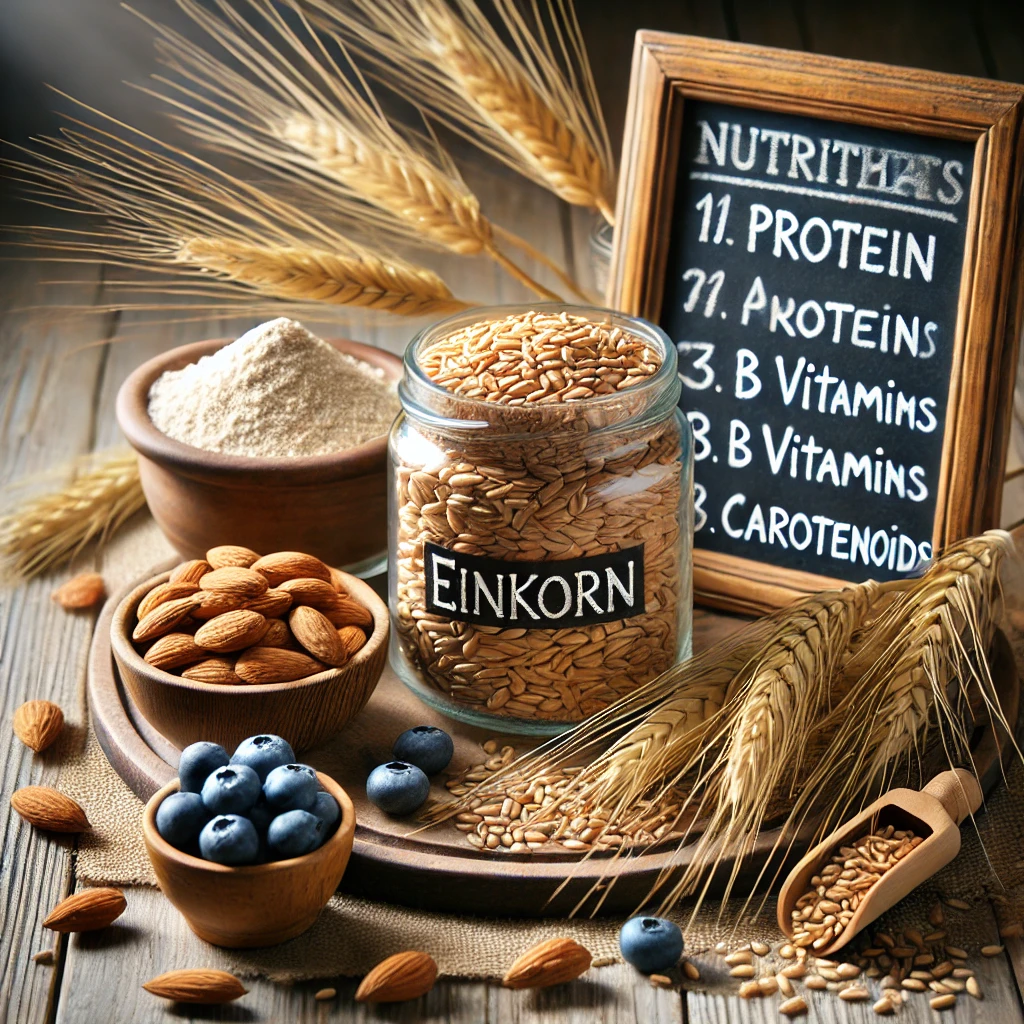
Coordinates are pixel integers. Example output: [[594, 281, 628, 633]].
[[116, 333, 402, 576]]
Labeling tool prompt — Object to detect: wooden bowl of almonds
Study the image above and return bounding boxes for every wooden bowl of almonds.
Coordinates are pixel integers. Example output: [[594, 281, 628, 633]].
[[110, 546, 389, 752]]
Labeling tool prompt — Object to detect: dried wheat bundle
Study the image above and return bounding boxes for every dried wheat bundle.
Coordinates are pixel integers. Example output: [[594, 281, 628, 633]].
[[0, 450, 145, 581], [133, 0, 584, 301], [428, 531, 1018, 918], [5, 98, 468, 319], [304, 0, 616, 223]]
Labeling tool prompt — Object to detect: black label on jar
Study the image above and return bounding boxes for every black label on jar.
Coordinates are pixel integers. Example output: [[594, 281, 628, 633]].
[[423, 542, 646, 628]]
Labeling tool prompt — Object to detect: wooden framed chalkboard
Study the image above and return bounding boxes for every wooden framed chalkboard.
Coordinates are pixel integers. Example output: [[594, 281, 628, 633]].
[[609, 34, 1024, 615]]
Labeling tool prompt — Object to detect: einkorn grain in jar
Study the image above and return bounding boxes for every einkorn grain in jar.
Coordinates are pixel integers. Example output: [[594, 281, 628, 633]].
[[389, 306, 693, 734]]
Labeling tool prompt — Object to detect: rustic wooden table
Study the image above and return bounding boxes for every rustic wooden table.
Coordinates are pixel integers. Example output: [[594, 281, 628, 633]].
[[2, 2, 1024, 1022]]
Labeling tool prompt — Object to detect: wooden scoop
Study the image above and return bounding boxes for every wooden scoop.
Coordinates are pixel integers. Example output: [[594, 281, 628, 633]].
[[777, 769, 982, 956]]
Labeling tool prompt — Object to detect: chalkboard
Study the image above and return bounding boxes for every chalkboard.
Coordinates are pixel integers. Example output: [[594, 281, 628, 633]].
[[660, 100, 974, 582], [610, 34, 1024, 613]]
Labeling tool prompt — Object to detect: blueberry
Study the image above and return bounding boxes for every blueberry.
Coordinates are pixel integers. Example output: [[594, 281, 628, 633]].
[[177, 741, 229, 794], [366, 761, 430, 816], [263, 764, 318, 812], [199, 814, 260, 865], [312, 791, 340, 833], [248, 797, 275, 835], [155, 791, 209, 849], [392, 725, 454, 775], [201, 763, 261, 816], [266, 809, 323, 859], [231, 734, 296, 782], [618, 916, 684, 974]]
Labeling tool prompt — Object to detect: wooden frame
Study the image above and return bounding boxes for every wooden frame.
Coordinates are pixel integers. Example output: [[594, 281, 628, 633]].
[[609, 33, 1024, 615]]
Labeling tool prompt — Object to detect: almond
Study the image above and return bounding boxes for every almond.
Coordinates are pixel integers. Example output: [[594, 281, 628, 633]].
[[235, 647, 325, 684], [244, 588, 293, 618], [194, 610, 270, 653], [355, 951, 437, 1003], [191, 590, 247, 620], [133, 594, 201, 643], [277, 577, 344, 610], [289, 606, 348, 666], [13, 700, 65, 752], [322, 597, 374, 631], [138, 580, 200, 620], [252, 551, 332, 586], [144, 633, 206, 671], [11, 786, 90, 832], [198, 566, 269, 601], [329, 566, 350, 595], [52, 572, 106, 610], [503, 938, 592, 989], [143, 968, 247, 1004], [206, 545, 261, 570], [181, 657, 243, 685], [43, 888, 125, 932], [169, 559, 212, 585], [337, 625, 367, 659], [253, 618, 292, 649]]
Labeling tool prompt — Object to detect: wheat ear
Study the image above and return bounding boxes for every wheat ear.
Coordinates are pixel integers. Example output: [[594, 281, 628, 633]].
[[0, 451, 145, 581], [179, 238, 467, 316]]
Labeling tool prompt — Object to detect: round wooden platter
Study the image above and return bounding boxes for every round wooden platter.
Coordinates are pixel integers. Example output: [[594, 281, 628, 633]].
[[88, 570, 1021, 918]]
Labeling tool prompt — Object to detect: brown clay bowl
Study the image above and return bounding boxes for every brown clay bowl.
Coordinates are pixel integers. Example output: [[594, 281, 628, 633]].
[[115, 337, 402, 575], [143, 773, 355, 947], [111, 568, 389, 753]]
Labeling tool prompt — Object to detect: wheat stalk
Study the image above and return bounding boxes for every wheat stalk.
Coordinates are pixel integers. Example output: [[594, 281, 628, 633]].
[[135, 0, 586, 301], [305, 0, 617, 223], [0, 450, 145, 581], [5, 96, 471, 320]]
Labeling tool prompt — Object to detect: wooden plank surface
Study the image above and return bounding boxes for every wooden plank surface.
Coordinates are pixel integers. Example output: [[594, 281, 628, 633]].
[[2, 2, 1024, 1023]]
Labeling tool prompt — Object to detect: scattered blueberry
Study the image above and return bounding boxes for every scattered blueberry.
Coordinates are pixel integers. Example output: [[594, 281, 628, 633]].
[[312, 791, 340, 832], [366, 761, 430, 816], [231, 734, 296, 782], [264, 764, 319, 812], [619, 916, 684, 974], [266, 809, 324, 859], [201, 763, 261, 816], [177, 741, 229, 794], [199, 814, 260, 865], [392, 725, 454, 775], [155, 791, 209, 849]]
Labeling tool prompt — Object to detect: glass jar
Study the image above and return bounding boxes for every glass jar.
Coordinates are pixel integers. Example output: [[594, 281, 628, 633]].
[[388, 304, 693, 735]]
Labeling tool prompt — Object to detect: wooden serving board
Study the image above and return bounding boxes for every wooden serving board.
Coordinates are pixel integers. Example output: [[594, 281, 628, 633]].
[[88, 571, 1020, 917]]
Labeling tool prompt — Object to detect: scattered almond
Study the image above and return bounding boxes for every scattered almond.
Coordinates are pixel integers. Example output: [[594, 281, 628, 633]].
[[143, 968, 247, 1003], [138, 581, 200, 619], [194, 610, 270, 653], [206, 545, 260, 569], [503, 937, 592, 989], [169, 559, 212, 584], [133, 594, 201, 643], [44, 888, 126, 932], [252, 551, 331, 586], [52, 572, 105, 609], [235, 647, 326, 684], [13, 700, 65, 752], [290, 606, 348, 666], [144, 633, 206, 671], [355, 951, 438, 1003], [11, 786, 90, 832], [181, 658, 242, 685]]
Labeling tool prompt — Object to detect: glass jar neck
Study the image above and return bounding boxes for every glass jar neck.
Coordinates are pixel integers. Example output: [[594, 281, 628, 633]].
[[398, 303, 680, 438]]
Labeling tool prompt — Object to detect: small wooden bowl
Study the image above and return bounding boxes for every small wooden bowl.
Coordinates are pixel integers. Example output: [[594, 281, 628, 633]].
[[143, 773, 354, 948], [115, 337, 402, 574], [111, 568, 389, 752]]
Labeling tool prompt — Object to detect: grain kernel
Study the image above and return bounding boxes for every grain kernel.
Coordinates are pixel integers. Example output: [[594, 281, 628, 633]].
[[729, 965, 755, 978], [779, 996, 808, 1016], [981, 944, 1004, 957], [930, 993, 956, 1009]]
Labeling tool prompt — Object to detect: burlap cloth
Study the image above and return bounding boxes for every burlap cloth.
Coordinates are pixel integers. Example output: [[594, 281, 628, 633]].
[[60, 636, 1024, 983]]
